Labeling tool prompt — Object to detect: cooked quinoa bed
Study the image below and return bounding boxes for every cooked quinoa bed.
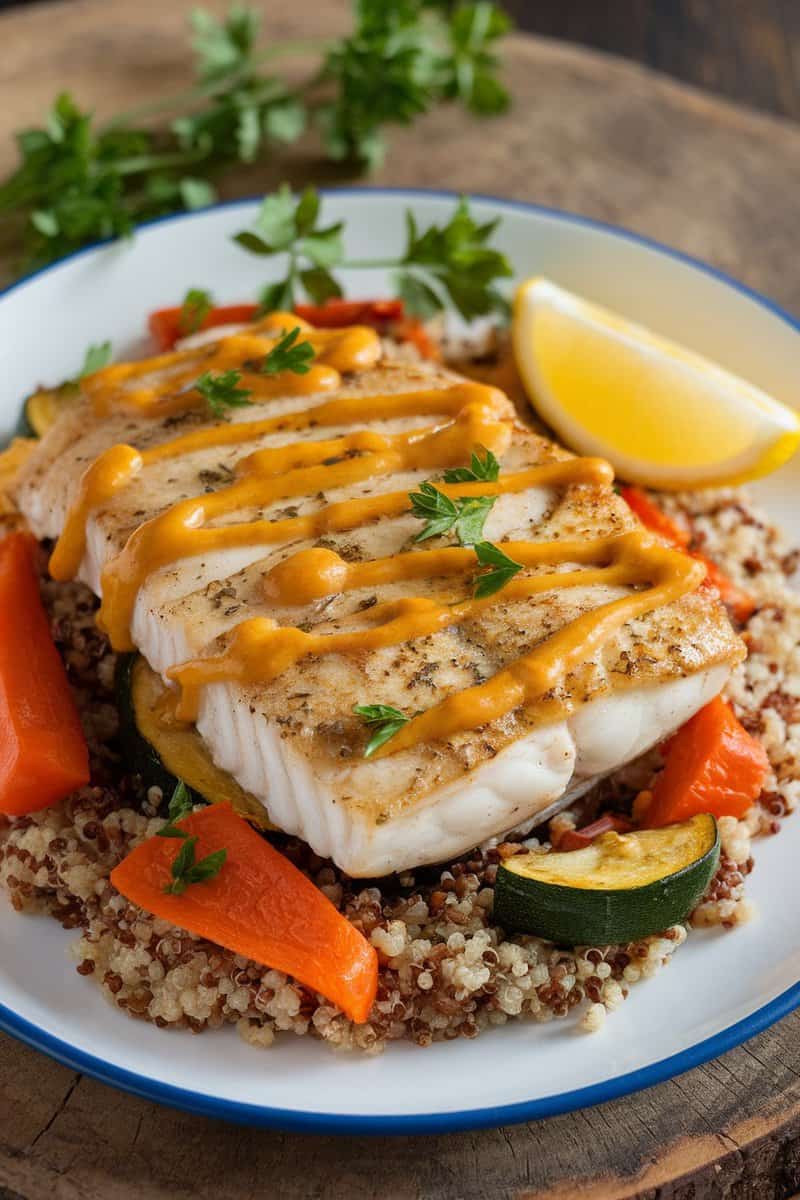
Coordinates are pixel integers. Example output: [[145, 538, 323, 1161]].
[[0, 485, 795, 1053]]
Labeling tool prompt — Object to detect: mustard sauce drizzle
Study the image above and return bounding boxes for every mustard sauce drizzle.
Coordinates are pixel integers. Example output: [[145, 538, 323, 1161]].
[[49, 316, 704, 755]]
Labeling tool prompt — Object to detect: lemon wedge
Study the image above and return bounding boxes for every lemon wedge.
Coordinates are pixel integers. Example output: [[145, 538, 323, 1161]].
[[512, 277, 800, 489]]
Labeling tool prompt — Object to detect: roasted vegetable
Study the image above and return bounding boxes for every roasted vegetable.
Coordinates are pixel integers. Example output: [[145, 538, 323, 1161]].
[[494, 814, 720, 945], [117, 654, 275, 830]]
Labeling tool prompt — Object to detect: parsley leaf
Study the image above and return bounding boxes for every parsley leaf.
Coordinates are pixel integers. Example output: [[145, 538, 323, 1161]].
[[156, 780, 195, 839], [353, 703, 410, 757], [191, 5, 260, 82], [409, 481, 495, 545], [442, 446, 500, 483], [438, 3, 512, 116], [399, 198, 513, 320], [473, 540, 523, 598], [1, 6, 512, 277], [163, 834, 227, 895], [194, 368, 253, 416], [262, 326, 316, 375], [78, 341, 113, 378], [235, 186, 511, 322], [179, 287, 214, 334]]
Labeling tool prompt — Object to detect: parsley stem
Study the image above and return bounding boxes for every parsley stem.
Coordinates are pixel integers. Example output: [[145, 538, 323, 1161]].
[[340, 257, 400, 270], [103, 39, 335, 130]]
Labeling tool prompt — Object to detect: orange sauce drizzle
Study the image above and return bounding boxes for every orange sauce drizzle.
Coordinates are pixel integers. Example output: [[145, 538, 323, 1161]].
[[49, 317, 704, 755]]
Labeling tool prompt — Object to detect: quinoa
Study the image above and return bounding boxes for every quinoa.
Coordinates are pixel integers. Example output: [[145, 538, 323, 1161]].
[[0, 489, 797, 1050]]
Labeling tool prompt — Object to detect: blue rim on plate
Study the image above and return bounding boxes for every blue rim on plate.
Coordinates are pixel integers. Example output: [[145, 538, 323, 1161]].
[[1, 187, 799, 1134]]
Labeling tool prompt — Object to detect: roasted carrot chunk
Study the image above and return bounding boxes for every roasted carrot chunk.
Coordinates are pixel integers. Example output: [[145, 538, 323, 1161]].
[[293, 298, 404, 329], [111, 803, 378, 1024], [620, 486, 755, 623], [0, 533, 89, 815], [619, 486, 691, 548], [148, 304, 259, 351], [645, 696, 768, 828]]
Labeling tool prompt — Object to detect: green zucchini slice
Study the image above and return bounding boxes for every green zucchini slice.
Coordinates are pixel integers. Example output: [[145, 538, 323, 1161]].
[[116, 654, 276, 831], [493, 813, 719, 945], [17, 387, 75, 439]]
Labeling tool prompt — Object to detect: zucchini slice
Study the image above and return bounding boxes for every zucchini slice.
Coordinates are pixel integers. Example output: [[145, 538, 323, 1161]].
[[493, 814, 719, 945], [18, 387, 75, 438], [0, 437, 36, 496], [117, 655, 276, 831]]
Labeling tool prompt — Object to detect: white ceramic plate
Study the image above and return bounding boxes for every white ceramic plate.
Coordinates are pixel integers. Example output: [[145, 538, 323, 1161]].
[[1, 189, 799, 1133]]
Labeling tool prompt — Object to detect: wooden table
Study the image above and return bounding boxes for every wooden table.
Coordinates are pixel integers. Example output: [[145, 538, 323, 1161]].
[[1, 3, 800, 1196]]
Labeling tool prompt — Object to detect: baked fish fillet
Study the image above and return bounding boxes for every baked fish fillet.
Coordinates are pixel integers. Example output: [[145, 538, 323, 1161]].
[[15, 329, 744, 876]]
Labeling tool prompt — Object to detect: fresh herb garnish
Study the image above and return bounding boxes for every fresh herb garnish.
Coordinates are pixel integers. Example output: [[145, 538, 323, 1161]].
[[73, 341, 114, 381], [179, 287, 214, 334], [409, 481, 495, 545], [442, 446, 500, 484], [1, 4, 512, 276], [156, 780, 194, 839], [262, 325, 316, 375], [235, 188, 512, 320], [194, 368, 253, 416], [353, 703, 410, 757], [163, 834, 228, 895], [473, 540, 523, 598], [235, 184, 345, 312]]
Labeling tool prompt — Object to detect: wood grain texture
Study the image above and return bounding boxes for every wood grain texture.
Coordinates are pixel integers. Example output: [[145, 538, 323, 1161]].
[[505, 0, 800, 121], [1, 2, 800, 1197]]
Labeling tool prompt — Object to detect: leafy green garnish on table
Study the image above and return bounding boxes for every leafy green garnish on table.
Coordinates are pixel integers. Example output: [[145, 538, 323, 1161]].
[[179, 287, 215, 334], [261, 325, 316, 375], [443, 446, 500, 483], [194, 368, 254, 416], [353, 703, 410, 757], [409, 481, 496, 545], [473, 540, 523, 598], [234, 187, 513, 319], [163, 834, 228, 895], [0, 2, 513, 277]]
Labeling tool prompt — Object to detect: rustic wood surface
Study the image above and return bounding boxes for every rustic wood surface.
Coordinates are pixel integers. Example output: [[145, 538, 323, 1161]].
[[1, 2, 800, 1197]]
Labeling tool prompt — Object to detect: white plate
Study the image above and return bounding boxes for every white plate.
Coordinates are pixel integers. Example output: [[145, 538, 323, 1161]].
[[1, 189, 799, 1133]]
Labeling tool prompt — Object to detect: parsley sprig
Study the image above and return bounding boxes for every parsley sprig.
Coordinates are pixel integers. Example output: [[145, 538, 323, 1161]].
[[155, 781, 227, 894], [179, 287, 214, 334], [1, 3, 512, 276], [194, 369, 253, 417], [164, 835, 228, 895], [234, 188, 512, 319], [442, 446, 500, 483], [473, 541, 523, 598], [156, 780, 195, 838], [262, 325, 316, 375], [409, 482, 495, 545], [353, 703, 410, 757]]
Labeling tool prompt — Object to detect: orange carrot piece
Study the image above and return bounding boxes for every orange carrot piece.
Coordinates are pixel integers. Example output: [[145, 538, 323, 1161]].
[[694, 555, 756, 624], [619, 485, 691, 548], [111, 803, 378, 1024], [0, 533, 89, 815], [148, 304, 259, 351], [645, 696, 768, 828], [390, 317, 441, 360], [620, 486, 755, 623], [293, 298, 404, 328]]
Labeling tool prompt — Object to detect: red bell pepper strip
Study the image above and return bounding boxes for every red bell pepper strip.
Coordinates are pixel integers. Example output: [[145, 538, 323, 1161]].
[[645, 696, 768, 828], [148, 304, 259, 351], [293, 298, 404, 329], [111, 803, 379, 1024], [620, 486, 756, 623], [559, 813, 634, 851], [0, 533, 89, 815]]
